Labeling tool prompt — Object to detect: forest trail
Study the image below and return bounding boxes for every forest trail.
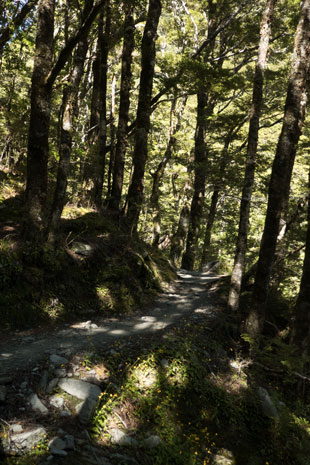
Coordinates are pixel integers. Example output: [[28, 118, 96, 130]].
[[0, 270, 224, 376]]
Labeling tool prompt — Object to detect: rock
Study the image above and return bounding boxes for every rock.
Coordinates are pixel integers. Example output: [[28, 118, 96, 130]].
[[10, 424, 23, 433], [76, 398, 98, 425], [49, 395, 65, 409], [39, 370, 49, 392], [50, 354, 68, 366], [5, 426, 47, 454], [50, 448, 68, 456], [28, 393, 48, 414], [64, 434, 75, 450], [58, 378, 101, 400], [60, 409, 72, 417], [54, 368, 67, 377], [72, 242, 93, 256], [212, 448, 236, 465], [0, 385, 6, 402], [20, 381, 28, 390], [109, 428, 138, 447], [143, 435, 162, 448], [47, 378, 59, 394], [49, 437, 67, 451], [257, 387, 279, 420]]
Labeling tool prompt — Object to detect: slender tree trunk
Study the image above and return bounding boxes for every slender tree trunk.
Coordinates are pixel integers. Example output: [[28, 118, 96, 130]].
[[107, 3, 135, 212], [151, 96, 187, 246], [292, 171, 310, 353], [170, 180, 192, 266], [246, 0, 310, 338], [107, 73, 116, 199], [25, 0, 55, 240], [228, 0, 277, 312], [93, 0, 111, 209], [25, 0, 105, 239], [49, 0, 93, 239], [200, 131, 235, 268], [181, 91, 209, 270], [126, 0, 162, 232]]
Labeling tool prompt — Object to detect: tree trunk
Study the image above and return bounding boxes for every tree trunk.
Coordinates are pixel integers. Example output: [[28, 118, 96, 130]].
[[126, 0, 162, 232], [200, 131, 234, 269], [107, 2, 135, 212], [93, 0, 111, 209], [49, 0, 93, 240], [25, 0, 55, 240], [107, 73, 116, 199], [151, 96, 187, 246], [292, 170, 310, 353], [181, 91, 209, 270], [227, 0, 277, 312], [246, 0, 310, 338], [25, 0, 105, 239], [170, 180, 192, 266]]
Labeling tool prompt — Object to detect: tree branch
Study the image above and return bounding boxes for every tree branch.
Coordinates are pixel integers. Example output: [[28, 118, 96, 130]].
[[46, 0, 105, 89]]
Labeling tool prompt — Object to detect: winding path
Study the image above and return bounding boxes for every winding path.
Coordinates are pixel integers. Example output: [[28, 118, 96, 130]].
[[0, 270, 223, 375]]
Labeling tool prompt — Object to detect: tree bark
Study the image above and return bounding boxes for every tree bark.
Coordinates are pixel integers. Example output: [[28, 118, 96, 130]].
[[107, 2, 135, 212], [126, 0, 162, 232], [25, 0, 105, 240], [292, 171, 310, 353], [170, 180, 192, 266], [25, 0, 55, 240], [227, 0, 277, 313], [151, 96, 187, 246], [181, 91, 209, 270], [246, 0, 310, 338], [49, 0, 94, 240]]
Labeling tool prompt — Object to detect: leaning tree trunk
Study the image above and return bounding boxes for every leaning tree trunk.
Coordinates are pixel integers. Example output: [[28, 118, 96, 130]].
[[107, 2, 135, 212], [151, 96, 187, 246], [227, 0, 277, 313], [49, 0, 94, 240], [126, 0, 162, 232], [246, 0, 310, 338], [25, 0, 55, 241]]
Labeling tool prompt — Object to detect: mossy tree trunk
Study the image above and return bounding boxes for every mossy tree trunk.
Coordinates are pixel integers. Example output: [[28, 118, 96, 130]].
[[25, 0, 55, 241], [49, 0, 94, 240], [126, 0, 162, 233], [246, 0, 310, 338], [228, 0, 277, 313], [107, 2, 135, 213]]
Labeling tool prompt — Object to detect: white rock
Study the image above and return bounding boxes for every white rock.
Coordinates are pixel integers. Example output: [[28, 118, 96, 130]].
[[109, 428, 138, 447], [76, 398, 98, 424], [58, 378, 101, 400], [10, 424, 23, 433], [28, 393, 48, 414], [49, 395, 65, 409], [9, 427, 47, 453]]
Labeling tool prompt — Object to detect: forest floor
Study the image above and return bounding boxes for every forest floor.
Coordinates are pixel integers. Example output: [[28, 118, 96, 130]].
[[0, 270, 223, 375]]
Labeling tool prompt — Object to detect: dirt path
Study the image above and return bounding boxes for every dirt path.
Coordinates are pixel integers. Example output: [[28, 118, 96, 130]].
[[0, 270, 223, 376]]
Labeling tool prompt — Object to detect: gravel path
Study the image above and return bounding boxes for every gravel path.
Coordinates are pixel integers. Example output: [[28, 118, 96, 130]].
[[0, 270, 223, 375]]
